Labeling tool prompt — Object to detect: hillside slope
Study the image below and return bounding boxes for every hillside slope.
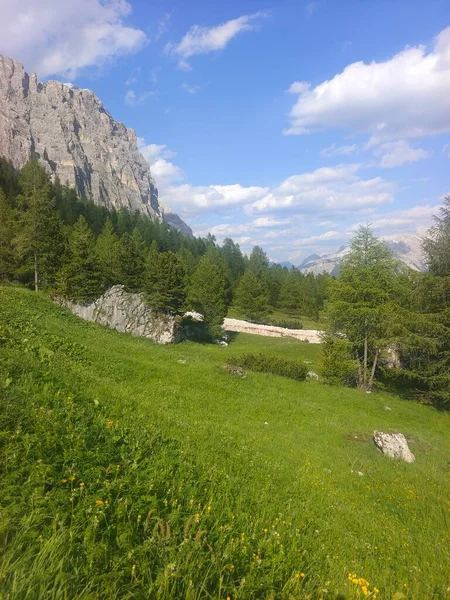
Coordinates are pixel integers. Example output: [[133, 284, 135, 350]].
[[1, 286, 449, 599]]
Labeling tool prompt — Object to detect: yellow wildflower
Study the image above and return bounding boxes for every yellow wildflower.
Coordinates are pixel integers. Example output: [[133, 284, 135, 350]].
[[95, 499, 104, 506]]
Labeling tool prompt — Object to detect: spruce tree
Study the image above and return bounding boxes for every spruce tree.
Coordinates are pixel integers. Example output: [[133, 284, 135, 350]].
[[117, 228, 147, 292], [145, 251, 186, 314], [95, 217, 119, 292], [188, 255, 229, 337], [235, 270, 269, 322], [15, 159, 65, 290], [61, 216, 102, 303], [0, 188, 16, 281], [248, 245, 269, 279]]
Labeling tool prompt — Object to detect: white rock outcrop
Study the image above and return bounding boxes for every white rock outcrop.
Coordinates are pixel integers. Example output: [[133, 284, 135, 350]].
[[373, 431, 415, 463], [62, 285, 181, 344], [0, 54, 192, 236]]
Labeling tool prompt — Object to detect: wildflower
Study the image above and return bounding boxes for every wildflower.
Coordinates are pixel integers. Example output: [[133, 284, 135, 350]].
[[79, 482, 85, 487], [137, 514, 142, 521], [95, 499, 104, 506], [207, 505, 211, 511], [61, 479, 67, 483], [68, 475, 75, 482]]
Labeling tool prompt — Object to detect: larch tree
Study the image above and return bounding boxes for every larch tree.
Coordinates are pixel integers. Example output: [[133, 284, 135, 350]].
[[328, 225, 400, 391]]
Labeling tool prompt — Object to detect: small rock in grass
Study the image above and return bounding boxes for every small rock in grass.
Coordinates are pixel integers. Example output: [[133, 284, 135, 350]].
[[264, 421, 269, 426], [177, 359, 187, 364], [373, 431, 415, 463], [384, 406, 392, 411], [221, 364, 247, 378], [303, 360, 312, 364], [306, 371, 319, 380]]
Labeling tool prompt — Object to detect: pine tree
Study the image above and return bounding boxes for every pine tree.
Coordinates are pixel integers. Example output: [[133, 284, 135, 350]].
[[0, 188, 16, 281], [117, 228, 147, 292], [61, 216, 102, 303], [95, 217, 119, 292], [235, 271, 269, 322], [187, 255, 229, 337], [145, 251, 186, 314]]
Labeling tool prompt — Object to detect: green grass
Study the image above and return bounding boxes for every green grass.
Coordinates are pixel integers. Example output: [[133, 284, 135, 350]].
[[227, 306, 322, 330], [1, 286, 449, 599]]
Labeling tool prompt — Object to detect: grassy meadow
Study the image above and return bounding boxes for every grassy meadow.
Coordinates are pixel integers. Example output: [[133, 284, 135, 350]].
[[0, 286, 449, 599]]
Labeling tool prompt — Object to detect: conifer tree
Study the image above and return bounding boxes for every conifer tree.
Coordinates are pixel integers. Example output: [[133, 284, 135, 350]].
[[15, 159, 65, 290], [235, 270, 269, 321], [60, 215, 102, 302], [328, 225, 399, 390], [423, 195, 450, 277], [248, 245, 269, 279], [279, 271, 302, 315], [117, 227, 147, 292], [95, 217, 119, 291], [145, 251, 186, 314], [0, 188, 16, 281], [188, 255, 228, 336]]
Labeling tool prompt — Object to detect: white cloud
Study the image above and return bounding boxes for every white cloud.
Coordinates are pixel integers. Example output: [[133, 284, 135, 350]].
[[321, 143, 358, 157], [155, 12, 172, 40], [245, 164, 395, 215], [125, 66, 141, 86], [160, 183, 269, 217], [125, 89, 157, 106], [305, 2, 318, 17], [181, 82, 201, 94], [0, 0, 146, 78], [137, 141, 184, 188], [285, 27, 450, 142], [166, 12, 267, 70], [373, 140, 430, 168], [442, 143, 450, 157], [358, 204, 439, 234], [293, 230, 341, 247]]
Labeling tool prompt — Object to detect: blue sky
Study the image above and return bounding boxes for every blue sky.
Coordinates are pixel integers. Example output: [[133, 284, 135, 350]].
[[1, 0, 449, 262]]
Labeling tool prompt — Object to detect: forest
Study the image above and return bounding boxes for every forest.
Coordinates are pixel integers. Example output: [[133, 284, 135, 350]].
[[0, 157, 449, 406]]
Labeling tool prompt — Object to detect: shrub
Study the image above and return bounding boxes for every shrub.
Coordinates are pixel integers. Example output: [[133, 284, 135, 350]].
[[232, 353, 308, 381], [271, 319, 303, 330], [319, 332, 358, 386]]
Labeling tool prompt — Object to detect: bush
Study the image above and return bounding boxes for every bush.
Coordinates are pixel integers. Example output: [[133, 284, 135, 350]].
[[319, 333, 358, 386], [232, 353, 308, 381], [271, 319, 303, 330]]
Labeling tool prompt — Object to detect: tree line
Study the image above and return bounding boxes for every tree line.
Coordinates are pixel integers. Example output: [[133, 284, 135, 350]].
[[0, 158, 328, 337]]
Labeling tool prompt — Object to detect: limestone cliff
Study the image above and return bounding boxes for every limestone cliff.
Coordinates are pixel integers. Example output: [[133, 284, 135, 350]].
[[0, 54, 192, 235]]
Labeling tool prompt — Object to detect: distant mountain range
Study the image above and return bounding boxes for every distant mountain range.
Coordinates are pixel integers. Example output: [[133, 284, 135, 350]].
[[297, 233, 427, 275]]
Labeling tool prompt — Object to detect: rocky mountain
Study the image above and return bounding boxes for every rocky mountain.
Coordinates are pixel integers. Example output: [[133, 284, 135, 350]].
[[0, 54, 192, 235], [298, 234, 427, 275]]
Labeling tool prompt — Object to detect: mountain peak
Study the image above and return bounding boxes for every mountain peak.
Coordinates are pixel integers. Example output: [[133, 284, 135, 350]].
[[0, 53, 191, 235]]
